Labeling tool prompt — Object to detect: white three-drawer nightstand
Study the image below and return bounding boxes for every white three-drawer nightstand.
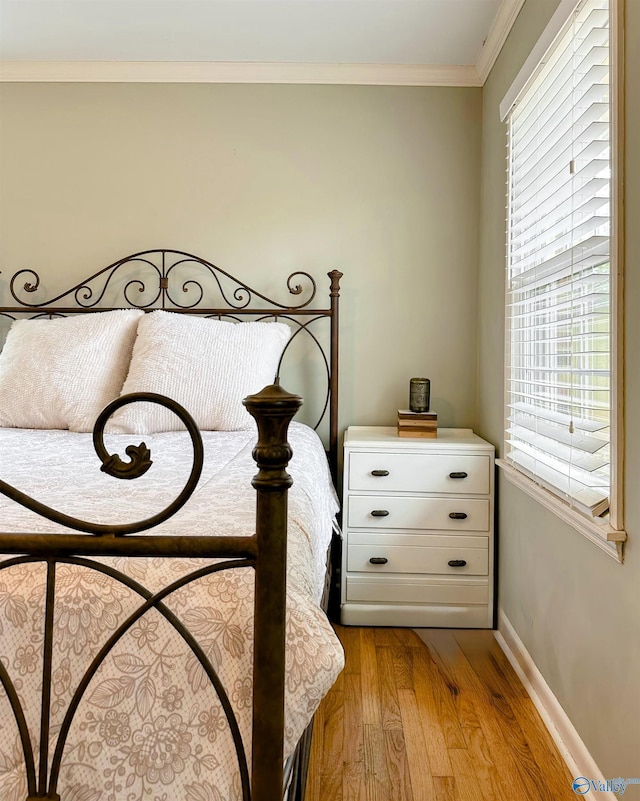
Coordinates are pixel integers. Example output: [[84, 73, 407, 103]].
[[340, 426, 495, 628]]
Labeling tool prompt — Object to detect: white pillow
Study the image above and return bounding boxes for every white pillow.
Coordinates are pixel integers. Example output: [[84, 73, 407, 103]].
[[0, 309, 144, 432], [109, 311, 291, 433]]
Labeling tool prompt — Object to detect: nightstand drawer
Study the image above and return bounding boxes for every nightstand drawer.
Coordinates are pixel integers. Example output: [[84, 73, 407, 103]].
[[349, 452, 490, 495], [345, 575, 490, 605], [347, 495, 490, 532], [347, 541, 489, 575]]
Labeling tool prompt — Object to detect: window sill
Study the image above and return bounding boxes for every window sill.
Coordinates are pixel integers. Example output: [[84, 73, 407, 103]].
[[496, 459, 626, 563]]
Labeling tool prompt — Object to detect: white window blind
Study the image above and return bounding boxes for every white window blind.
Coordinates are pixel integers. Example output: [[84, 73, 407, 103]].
[[505, 0, 611, 518]]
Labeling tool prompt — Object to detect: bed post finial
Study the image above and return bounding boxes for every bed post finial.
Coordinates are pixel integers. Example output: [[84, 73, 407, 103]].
[[243, 383, 302, 490], [242, 383, 302, 801], [329, 269, 343, 297]]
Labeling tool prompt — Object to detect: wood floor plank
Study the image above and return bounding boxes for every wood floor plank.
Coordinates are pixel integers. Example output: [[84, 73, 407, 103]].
[[454, 630, 527, 701], [319, 678, 344, 801], [428, 631, 519, 731], [411, 645, 454, 777], [383, 728, 414, 801], [499, 727, 559, 801], [306, 690, 325, 801], [343, 761, 366, 801], [393, 627, 424, 647], [396, 687, 436, 800], [360, 628, 381, 726], [509, 695, 575, 796], [363, 724, 391, 801], [414, 640, 468, 750], [376, 646, 403, 731], [462, 724, 506, 801], [392, 646, 414, 690], [461, 683, 546, 801], [343, 672, 364, 764], [374, 627, 405, 647], [449, 747, 488, 801], [433, 776, 457, 801], [418, 630, 482, 730]]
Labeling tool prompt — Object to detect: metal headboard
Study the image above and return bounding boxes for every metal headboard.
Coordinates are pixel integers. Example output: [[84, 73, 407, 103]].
[[0, 248, 343, 479]]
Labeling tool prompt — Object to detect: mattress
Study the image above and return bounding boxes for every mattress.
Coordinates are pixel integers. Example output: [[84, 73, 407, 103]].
[[0, 422, 343, 801]]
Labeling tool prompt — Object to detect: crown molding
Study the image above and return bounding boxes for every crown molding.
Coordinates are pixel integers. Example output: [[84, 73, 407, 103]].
[[0, 60, 482, 87], [475, 0, 526, 83]]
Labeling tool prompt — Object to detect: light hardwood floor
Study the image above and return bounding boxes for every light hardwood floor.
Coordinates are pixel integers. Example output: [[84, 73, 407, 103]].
[[306, 625, 577, 801]]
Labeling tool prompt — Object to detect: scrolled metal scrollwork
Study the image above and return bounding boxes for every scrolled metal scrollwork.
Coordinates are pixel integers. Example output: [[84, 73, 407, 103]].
[[99, 442, 153, 479], [2, 250, 320, 313], [121, 268, 163, 308], [179, 277, 205, 307], [6, 255, 161, 310], [9, 267, 41, 302], [0, 392, 204, 535], [163, 255, 317, 311], [286, 270, 316, 304], [231, 283, 251, 308]]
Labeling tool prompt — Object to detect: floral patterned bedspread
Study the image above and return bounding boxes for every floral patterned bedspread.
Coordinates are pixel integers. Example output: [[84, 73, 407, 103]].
[[0, 423, 343, 801]]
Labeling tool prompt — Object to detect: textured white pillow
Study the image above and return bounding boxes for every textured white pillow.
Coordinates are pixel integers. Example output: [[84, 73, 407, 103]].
[[0, 309, 144, 432], [109, 311, 291, 433]]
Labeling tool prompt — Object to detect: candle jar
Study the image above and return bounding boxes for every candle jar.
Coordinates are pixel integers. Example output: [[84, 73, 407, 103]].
[[409, 378, 430, 412]]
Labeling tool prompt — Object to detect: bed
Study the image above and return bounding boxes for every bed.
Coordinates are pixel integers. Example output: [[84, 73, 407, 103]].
[[0, 249, 344, 801]]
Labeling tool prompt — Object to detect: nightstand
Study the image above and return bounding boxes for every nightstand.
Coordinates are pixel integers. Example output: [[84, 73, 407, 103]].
[[340, 426, 495, 628]]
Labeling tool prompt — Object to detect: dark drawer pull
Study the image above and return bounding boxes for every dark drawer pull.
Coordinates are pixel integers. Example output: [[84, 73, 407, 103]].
[[370, 509, 390, 517], [371, 469, 390, 477], [448, 559, 467, 567], [449, 512, 468, 520], [449, 471, 468, 479], [369, 557, 388, 565]]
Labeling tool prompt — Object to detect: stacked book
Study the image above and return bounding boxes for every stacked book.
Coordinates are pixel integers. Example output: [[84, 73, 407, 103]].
[[397, 409, 438, 438]]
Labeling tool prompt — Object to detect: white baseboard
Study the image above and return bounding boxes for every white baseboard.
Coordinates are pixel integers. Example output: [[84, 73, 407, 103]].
[[494, 609, 617, 801]]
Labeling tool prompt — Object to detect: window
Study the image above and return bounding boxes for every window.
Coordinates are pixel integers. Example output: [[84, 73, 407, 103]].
[[499, 0, 625, 559]]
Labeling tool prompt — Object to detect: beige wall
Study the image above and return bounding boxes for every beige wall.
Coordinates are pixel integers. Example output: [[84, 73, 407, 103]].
[[0, 82, 482, 438], [477, 0, 640, 785]]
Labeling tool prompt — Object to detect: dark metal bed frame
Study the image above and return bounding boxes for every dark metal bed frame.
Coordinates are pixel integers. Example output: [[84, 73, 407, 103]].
[[0, 249, 343, 801]]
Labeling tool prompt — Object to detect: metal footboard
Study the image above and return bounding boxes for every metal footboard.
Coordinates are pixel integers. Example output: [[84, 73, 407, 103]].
[[0, 384, 301, 801]]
